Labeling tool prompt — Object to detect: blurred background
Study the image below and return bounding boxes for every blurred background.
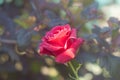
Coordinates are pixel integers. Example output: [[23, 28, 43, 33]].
[[0, 0, 120, 80]]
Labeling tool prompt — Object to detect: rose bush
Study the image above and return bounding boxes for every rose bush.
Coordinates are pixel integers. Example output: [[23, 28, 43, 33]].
[[39, 24, 84, 63]]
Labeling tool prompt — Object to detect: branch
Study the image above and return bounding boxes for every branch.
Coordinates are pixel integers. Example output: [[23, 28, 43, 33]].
[[0, 38, 39, 44], [0, 38, 16, 44]]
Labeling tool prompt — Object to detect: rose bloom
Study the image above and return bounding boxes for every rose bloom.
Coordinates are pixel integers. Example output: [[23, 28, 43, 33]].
[[39, 24, 84, 63]]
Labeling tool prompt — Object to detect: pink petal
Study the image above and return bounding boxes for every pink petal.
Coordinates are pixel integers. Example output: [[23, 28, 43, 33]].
[[55, 48, 75, 63], [43, 24, 71, 42], [70, 38, 84, 51], [70, 29, 77, 38], [50, 24, 71, 33], [39, 44, 53, 56], [39, 42, 65, 56], [40, 42, 63, 52], [55, 38, 84, 63], [45, 24, 71, 46], [64, 28, 77, 49]]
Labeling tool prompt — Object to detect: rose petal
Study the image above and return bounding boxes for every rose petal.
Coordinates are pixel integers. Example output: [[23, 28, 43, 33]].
[[70, 38, 84, 50], [49, 33, 70, 46], [45, 24, 71, 46], [55, 48, 75, 63], [70, 29, 77, 38], [50, 24, 71, 33], [45, 24, 71, 40], [39, 44, 54, 56], [55, 38, 84, 63], [64, 29, 77, 49], [40, 42, 63, 51]]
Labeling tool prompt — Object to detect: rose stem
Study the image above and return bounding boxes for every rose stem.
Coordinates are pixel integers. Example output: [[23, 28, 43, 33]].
[[68, 61, 79, 80]]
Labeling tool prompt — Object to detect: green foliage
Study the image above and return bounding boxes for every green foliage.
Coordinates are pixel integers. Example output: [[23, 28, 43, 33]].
[[14, 13, 35, 29], [68, 60, 82, 79]]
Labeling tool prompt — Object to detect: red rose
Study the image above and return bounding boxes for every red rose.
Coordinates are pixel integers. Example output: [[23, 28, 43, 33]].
[[39, 24, 84, 63]]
